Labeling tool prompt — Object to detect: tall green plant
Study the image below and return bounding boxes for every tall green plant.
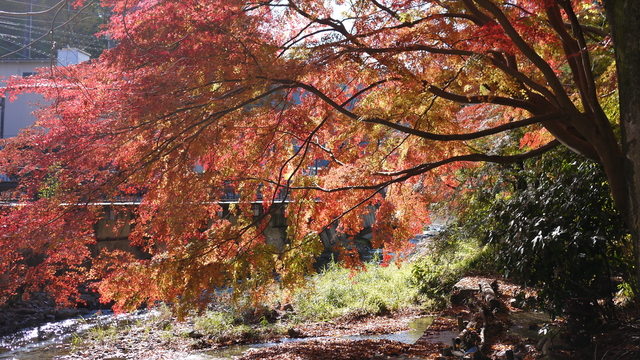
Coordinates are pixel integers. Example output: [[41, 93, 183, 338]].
[[293, 261, 421, 321]]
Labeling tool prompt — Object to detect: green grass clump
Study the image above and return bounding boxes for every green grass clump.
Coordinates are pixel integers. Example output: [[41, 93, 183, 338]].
[[83, 323, 119, 344], [194, 310, 257, 341], [292, 261, 422, 321]]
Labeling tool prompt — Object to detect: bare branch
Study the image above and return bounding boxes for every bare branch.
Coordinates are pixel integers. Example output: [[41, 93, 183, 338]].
[[369, 0, 402, 22], [565, 23, 609, 38], [269, 78, 563, 144], [461, 0, 492, 25], [376, 140, 560, 178], [339, 44, 475, 57], [426, 84, 536, 111]]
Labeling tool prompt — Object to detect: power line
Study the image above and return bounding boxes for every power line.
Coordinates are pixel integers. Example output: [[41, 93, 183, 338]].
[[0, 0, 106, 59], [0, 43, 31, 58], [0, 17, 102, 40], [0, 0, 80, 12], [0, 32, 107, 54], [0, 33, 52, 57], [0, 23, 105, 47]]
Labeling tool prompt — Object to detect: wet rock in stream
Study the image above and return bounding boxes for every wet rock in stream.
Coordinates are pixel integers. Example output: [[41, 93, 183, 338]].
[[0, 288, 104, 337]]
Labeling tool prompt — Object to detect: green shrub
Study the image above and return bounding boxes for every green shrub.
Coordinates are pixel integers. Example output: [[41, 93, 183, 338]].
[[441, 148, 633, 316], [194, 310, 255, 341], [410, 234, 492, 309]]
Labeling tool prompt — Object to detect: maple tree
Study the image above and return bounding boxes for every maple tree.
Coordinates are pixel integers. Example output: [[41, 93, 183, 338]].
[[0, 0, 638, 311]]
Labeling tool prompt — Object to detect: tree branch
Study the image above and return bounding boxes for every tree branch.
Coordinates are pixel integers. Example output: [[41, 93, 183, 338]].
[[361, 112, 564, 141], [339, 44, 475, 57], [461, 0, 493, 25], [377, 139, 560, 178], [270, 78, 562, 143], [474, 0, 574, 110], [426, 84, 537, 111], [546, 3, 593, 114], [277, 140, 560, 193], [369, 0, 402, 22], [557, 0, 604, 118]]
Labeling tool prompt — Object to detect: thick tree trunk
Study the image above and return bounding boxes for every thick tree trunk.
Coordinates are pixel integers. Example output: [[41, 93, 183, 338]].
[[605, 0, 640, 291]]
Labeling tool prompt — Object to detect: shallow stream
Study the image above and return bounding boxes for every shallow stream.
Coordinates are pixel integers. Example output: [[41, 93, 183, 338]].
[[0, 310, 553, 359], [0, 310, 150, 360], [200, 316, 448, 359]]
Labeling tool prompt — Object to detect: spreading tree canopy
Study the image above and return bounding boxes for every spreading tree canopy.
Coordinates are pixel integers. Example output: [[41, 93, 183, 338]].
[[0, 0, 637, 311]]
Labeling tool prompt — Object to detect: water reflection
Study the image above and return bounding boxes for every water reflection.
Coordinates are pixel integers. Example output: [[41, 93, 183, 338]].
[[507, 311, 554, 339], [342, 316, 434, 343]]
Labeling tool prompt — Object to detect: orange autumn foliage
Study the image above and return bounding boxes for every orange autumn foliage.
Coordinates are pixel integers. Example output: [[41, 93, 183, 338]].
[[0, 0, 621, 311]]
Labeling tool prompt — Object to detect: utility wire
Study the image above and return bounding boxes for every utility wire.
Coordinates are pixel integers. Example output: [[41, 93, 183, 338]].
[[0, 18, 102, 42]]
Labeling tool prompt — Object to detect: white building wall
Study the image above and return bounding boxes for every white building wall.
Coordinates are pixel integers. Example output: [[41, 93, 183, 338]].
[[0, 59, 49, 138], [1, 48, 91, 139], [57, 48, 91, 67]]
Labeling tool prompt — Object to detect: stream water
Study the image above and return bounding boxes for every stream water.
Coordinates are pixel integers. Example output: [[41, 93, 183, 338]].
[[0, 310, 553, 359], [0, 310, 152, 360], [200, 317, 450, 359], [0, 314, 440, 359], [506, 310, 554, 339]]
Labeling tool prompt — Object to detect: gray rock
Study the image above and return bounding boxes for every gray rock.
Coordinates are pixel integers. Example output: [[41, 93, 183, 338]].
[[15, 307, 40, 315], [55, 308, 79, 319]]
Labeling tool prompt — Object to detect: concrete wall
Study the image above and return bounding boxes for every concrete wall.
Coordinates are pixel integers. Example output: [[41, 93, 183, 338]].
[[91, 203, 377, 259]]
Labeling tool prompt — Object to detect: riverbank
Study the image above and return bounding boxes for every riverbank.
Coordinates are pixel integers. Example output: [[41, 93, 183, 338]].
[[7, 273, 637, 359], [55, 308, 435, 360], [5, 234, 637, 360], [49, 275, 548, 360]]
